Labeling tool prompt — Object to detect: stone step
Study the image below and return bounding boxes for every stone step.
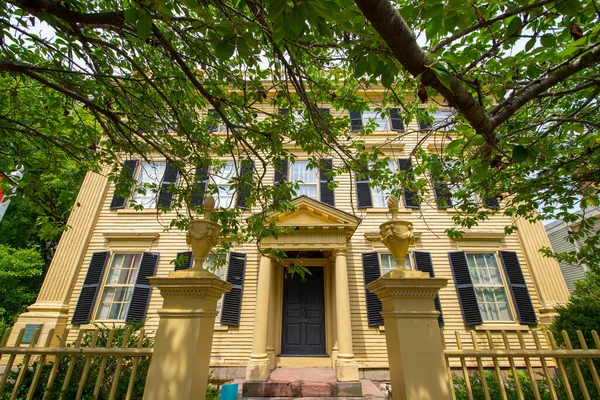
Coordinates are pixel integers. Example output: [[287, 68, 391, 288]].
[[242, 381, 363, 398], [241, 397, 385, 400]]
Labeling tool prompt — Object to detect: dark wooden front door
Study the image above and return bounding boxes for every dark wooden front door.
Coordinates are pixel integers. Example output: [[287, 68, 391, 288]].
[[281, 267, 326, 355]]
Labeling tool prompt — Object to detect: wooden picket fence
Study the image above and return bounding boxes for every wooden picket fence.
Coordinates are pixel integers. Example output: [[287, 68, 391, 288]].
[[0, 327, 153, 400], [443, 330, 600, 400]]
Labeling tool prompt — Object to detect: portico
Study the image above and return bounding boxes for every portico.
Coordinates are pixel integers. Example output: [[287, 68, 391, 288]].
[[245, 196, 361, 382]]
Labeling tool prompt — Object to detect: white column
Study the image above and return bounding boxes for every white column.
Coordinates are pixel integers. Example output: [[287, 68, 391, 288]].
[[246, 255, 273, 381], [334, 249, 359, 381]]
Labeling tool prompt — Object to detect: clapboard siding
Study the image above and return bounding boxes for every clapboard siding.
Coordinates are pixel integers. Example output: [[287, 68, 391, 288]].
[[546, 221, 587, 293], [63, 106, 553, 369]]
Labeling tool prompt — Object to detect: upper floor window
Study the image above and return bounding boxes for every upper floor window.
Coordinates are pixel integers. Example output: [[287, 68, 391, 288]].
[[418, 109, 455, 131], [95, 254, 141, 321], [370, 160, 396, 208], [131, 162, 167, 208], [211, 162, 237, 208], [109, 160, 179, 211], [349, 109, 404, 132], [207, 109, 227, 132], [356, 158, 419, 209], [466, 253, 513, 322], [290, 161, 318, 200]]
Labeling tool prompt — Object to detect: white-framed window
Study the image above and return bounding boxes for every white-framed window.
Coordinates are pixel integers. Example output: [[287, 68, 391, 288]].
[[419, 109, 455, 131], [362, 110, 390, 131], [131, 162, 167, 208], [290, 161, 318, 200], [95, 254, 142, 321], [211, 161, 237, 208], [205, 253, 228, 322], [370, 160, 396, 208], [445, 160, 478, 206], [466, 253, 513, 322], [207, 109, 227, 132], [379, 253, 412, 275], [433, 110, 455, 131]]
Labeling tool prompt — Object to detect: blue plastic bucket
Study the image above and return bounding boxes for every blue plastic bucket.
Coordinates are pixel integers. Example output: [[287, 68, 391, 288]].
[[220, 383, 238, 400]]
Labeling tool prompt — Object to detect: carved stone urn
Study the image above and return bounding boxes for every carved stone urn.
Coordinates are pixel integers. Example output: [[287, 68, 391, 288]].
[[379, 196, 414, 268], [186, 195, 221, 271]]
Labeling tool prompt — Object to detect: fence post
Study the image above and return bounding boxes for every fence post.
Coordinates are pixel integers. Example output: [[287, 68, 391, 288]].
[[143, 196, 232, 400], [366, 196, 452, 400]]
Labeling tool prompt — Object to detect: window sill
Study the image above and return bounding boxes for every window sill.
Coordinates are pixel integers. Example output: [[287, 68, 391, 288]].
[[366, 208, 414, 214], [116, 209, 168, 215], [214, 324, 229, 331], [474, 324, 529, 331]]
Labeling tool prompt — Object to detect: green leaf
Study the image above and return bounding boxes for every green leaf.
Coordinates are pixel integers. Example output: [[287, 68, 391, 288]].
[[512, 145, 529, 162], [215, 41, 236, 61], [444, 139, 464, 154], [136, 10, 153, 40], [525, 38, 536, 52], [540, 34, 555, 47], [124, 8, 138, 25], [431, 65, 453, 92]]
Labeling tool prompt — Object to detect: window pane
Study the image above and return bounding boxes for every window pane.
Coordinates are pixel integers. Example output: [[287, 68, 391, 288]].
[[370, 160, 395, 207], [466, 253, 513, 322], [95, 254, 142, 321], [290, 161, 317, 200], [132, 162, 166, 208], [211, 162, 237, 208], [380, 254, 397, 275], [363, 110, 389, 130]]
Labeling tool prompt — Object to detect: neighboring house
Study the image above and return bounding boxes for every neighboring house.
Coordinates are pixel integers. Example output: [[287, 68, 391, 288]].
[[544, 207, 599, 293], [10, 97, 570, 381]]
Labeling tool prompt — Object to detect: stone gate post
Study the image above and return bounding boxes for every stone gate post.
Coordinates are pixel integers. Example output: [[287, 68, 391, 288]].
[[367, 196, 452, 400]]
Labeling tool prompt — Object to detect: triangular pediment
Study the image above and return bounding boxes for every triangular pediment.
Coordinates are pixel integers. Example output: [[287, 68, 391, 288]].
[[268, 196, 360, 228]]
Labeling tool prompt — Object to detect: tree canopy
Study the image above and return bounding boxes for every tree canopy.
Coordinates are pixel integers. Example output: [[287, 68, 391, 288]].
[[1, 0, 599, 264]]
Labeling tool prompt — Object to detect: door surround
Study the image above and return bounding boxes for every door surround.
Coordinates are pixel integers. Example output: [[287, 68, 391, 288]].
[[269, 258, 334, 368]]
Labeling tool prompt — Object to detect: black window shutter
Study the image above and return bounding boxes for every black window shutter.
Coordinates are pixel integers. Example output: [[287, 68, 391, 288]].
[[174, 251, 194, 271], [498, 251, 537, 325], [236, 159, 254, 209], [390, 109, 404, 131], [355, 167, 372, 208], [220, 252, 247, 326], [126, 252, 159, 324], [448, 251, 483, 326], [190, 166, 208, 208], [349, 111, 363, 131], [273, 159, 289, 206], [319, 108, 330, 114], [207, 109, 219, 132], [397, 158, 420, 209], [484, 197, 500, 210], [431, 157, 453, 209], [72, 251, 111, 324], [274, 159, 288, 184], [362, 252, 384, 326], [109, 160, 139, 210], [319, 158, 335, 206], [413, 251, 444, 325], [418, 111, 432, 130], [157, 161, 179, 209], [71, 252, 109, 325]]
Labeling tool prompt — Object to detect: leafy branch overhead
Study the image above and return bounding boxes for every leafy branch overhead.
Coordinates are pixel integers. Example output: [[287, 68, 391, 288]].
[[1, 0, 599, 264]]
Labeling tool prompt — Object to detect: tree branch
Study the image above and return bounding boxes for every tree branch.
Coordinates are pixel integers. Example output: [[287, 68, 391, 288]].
[[353, 0, 494, 142]]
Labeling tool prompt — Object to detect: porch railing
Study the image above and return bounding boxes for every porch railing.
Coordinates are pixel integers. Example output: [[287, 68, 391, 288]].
[[443, 329, 600, 400], [0, 327, 153, 400]]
